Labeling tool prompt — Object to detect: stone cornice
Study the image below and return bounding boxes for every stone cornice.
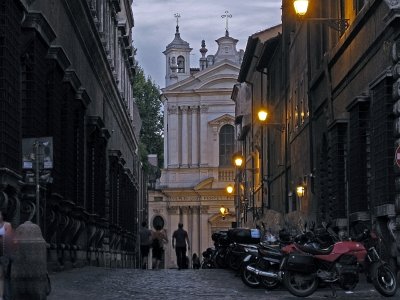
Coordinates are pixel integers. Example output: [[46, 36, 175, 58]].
[[75, 87, 91, 108], [117, 21, 126, 36], [101, 128, 111, 141], [109, 149, 122, 158], [46, 46, 71, 71], [123, 0, 134, 28], [21, 12, 56, 46], [87, 116, 105, 129], [111, 0, 122, 13], [63, 69, 82, 92]]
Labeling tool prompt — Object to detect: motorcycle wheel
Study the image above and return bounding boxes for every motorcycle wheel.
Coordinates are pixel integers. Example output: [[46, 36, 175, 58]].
[[371, 263, 397, 297], [201, 259, 214, 269], [261, 277, 280, 290], [283, 271, 318, 297], [215, 253, 227, 268], [241, 262, 261, 288], [228, 254, 241, 271]]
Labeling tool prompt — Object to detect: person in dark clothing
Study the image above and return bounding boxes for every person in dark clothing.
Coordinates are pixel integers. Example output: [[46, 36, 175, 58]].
[[192, 253, 200, 269], [139, 221, 152, 269], [172, 223, 190, 270]]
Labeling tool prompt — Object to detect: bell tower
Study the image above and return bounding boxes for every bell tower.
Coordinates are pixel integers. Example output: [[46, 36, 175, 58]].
[[163, 13, 192, 87]]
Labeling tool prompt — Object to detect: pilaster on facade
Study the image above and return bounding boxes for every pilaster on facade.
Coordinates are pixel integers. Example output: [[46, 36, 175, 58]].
[[199, 105, 209, 167], [167, 105, 179, 168], [191, 106, 199, 167], [181, 106, 189, 168]]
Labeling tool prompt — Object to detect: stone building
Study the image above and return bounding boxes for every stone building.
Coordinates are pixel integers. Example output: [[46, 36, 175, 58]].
[[148, 24, 244, 268], [0, 0, 146, 269], [234, 0, 400, 277]]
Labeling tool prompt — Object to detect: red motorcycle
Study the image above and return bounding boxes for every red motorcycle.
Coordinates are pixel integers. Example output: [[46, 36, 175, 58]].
[[280, 229, 397, 297]]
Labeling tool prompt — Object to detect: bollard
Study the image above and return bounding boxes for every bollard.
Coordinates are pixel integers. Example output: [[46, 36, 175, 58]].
[[11, 221, 47, 300]]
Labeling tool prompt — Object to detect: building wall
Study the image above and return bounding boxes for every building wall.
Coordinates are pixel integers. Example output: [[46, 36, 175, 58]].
[[237, 3, 400, 279], [264, 0, 400, 273], [0, 0, 146, 269]]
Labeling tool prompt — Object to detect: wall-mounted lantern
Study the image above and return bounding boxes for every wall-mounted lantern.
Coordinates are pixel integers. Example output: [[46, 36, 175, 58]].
[[292, 0, 349, 32], [296, 185, 305, 198]]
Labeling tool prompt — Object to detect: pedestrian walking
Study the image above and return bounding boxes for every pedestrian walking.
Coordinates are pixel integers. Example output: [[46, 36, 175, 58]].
[[151, 225, 168, 270], [0, 210, 14, 300], [139, 221, 152, 269], [172, 223, 190, 270]]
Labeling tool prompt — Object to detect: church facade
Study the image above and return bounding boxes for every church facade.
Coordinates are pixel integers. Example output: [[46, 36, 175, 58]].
[[148, 24, 243, 268]]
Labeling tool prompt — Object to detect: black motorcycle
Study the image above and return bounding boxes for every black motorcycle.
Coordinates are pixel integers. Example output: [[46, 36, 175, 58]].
[[225, 242, 259, 271], [241, 241, 283, 289], [201, 247, 216, 269], [241, 225, 336, 289]]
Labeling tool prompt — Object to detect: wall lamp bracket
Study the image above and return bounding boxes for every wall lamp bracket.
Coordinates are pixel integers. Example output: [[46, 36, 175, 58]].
[[303, 18, 349, 32], [263, 123, 285, 132]]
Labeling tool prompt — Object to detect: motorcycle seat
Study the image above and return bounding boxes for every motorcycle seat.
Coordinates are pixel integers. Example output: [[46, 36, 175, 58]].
[[260, 242, 280, 250], [259, 245, 282, 256], [296, 243, 334, 255]]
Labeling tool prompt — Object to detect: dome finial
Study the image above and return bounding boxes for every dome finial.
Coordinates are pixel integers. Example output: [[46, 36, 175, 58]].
[[174, 13, 181, 33]]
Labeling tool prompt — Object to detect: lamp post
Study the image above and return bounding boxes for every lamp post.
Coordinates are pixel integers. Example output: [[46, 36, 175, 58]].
[[257, 107, 267, 215], [219, 206, 229, 220], [292, 0, 349, 32], [257, 107, 285, 214], [34, 140, 41, 226], [231, 152, 243, 227]]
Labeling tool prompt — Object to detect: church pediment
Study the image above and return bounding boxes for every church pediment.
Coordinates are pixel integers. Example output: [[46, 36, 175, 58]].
[[209, 114, 235, 126], [194, 177, 214, 190], [163, 60, 240, 92], [208, 212, 235, 226]]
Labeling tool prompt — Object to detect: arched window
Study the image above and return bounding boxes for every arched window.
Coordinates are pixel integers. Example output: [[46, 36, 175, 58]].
[[219, 125, 234, 166], [177, 56, 185, 73]]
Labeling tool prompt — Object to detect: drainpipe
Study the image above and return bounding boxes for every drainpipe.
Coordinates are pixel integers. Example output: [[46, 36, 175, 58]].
[[306, 23, 315, 206]]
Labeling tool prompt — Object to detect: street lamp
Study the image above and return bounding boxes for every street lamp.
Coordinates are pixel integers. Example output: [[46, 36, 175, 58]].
[[293, 0, 308, 16], [219, 206, 229, 220], [226, 184, 234, 194], [296, 185, 305, 198], [257, 107, 268, 123], [293, 0, 349, 32], [232, 152, 244, 168]]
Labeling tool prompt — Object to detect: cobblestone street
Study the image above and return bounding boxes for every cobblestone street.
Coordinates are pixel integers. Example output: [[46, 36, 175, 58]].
[[48, 267, 399, 300]]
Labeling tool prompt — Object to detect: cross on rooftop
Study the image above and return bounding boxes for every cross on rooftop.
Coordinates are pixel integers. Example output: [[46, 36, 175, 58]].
[[174, 13, 181, 27], [221, 10, 232, 35]]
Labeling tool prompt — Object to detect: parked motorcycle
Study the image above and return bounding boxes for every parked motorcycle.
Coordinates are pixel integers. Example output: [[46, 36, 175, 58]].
[[212, 231, 231, 268], [241, 228, 323, 289], [201, 247, 216, 269], [225, 242, 259, 271], [281, 228, 397, 297], [241, 242, 283, 289]]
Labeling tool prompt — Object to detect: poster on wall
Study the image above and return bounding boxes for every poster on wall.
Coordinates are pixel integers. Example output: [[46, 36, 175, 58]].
[[22, 137, 53, 169]]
